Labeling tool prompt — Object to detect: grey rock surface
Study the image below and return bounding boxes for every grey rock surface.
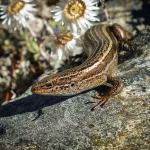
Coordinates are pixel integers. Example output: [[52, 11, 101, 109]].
[[0, 27, 149, 150], [0, 0, 150, 150]]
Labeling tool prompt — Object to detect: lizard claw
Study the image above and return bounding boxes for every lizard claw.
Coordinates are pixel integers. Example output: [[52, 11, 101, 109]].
[[91, 95, 109, 111]]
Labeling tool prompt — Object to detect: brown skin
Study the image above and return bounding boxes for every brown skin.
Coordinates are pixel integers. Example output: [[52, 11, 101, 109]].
[[31, 23, 133, 110]]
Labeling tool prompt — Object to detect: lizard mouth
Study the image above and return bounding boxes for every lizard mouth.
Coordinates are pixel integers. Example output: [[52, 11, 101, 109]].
[[31, 82, 53, 95]]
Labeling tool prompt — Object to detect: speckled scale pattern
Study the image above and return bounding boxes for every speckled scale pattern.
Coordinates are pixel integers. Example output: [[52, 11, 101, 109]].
[[31, 23, 131, 96]]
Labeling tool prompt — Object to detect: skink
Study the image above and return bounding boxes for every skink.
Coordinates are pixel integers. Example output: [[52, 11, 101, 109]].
[[31, 23, 132, 110]]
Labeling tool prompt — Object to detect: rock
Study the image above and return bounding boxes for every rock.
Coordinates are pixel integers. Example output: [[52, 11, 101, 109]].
[[0, 0, 150, 149], [0, 26, 149, 150]]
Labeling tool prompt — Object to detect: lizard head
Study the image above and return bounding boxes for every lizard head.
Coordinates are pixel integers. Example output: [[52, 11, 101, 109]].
[[31, 72, 79, 96]]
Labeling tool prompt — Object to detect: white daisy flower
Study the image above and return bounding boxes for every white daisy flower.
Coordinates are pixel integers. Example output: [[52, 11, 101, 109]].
[[0, 0, 37, 30], [49, 28, 83, 69], [51, 0, 100, 34]]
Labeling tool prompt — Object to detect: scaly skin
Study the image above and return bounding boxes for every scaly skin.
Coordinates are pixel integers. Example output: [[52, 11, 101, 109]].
[[31, 23, 132, 109]]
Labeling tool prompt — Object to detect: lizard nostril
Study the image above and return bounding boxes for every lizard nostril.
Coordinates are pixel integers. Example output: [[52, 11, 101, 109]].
[[31, 85, 36, 93]]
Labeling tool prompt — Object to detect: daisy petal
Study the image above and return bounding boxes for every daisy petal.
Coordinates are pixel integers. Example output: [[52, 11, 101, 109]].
[[51, 0, 100, 34]]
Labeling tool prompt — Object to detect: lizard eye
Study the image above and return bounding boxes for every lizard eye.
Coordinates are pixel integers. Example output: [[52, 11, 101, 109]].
[[46, 82, 52, 88]]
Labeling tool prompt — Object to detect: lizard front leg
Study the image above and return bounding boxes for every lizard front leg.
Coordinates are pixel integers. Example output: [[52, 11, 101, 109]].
[[90, 77, 123, 111]]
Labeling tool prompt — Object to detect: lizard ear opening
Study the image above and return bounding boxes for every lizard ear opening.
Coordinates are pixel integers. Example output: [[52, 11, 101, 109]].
[[70, 82, 75, 87], [111, 23, 133, 41]]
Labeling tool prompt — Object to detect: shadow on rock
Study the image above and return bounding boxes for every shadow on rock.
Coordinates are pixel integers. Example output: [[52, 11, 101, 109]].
[[0, 94, 71, 118]]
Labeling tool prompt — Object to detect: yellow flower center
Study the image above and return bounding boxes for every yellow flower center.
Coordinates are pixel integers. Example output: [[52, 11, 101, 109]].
[[55, 31, 73, 47], [64, 0, 86, 21], [7, 0, 25, 15]]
